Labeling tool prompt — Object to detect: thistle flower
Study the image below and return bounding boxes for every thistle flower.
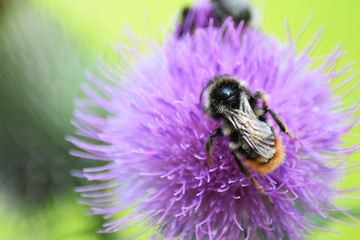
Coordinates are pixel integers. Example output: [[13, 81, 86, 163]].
[[68, 14, 359, 240]]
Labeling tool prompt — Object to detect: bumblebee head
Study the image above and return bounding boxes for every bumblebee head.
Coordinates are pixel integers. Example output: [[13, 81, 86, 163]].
[[200, 74, 247, 119]]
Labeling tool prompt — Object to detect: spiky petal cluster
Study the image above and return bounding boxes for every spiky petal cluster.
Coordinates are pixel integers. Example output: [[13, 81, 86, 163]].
[[69, 19, 358, 240]]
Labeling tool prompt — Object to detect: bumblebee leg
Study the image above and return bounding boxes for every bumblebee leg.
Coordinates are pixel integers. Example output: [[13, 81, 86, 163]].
[[205, 127, 223, 166], [249, 91, 268, 119], [250, 90, 268, 108], [231, 151, 274, 205], [264, 106, 298, 139]]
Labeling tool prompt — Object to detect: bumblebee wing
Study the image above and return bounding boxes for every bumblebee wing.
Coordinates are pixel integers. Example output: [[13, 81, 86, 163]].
[[225, 108, 276, 159], [239, 93, 256, 116]]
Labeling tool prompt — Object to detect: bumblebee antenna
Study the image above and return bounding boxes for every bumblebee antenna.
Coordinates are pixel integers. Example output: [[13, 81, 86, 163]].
[[199, 85, 207, 105], [199, 79, 215, 105]]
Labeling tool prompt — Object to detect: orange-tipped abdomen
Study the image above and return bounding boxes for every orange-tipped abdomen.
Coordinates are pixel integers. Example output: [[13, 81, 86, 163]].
[[243, 137, 285, 176]]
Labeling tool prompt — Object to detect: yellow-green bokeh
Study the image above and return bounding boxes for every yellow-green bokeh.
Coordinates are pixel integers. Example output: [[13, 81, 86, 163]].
[[11, 0, 359, 239]]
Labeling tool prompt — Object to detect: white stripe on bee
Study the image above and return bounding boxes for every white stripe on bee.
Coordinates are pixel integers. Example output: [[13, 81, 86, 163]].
[[253, 108, 264, 117], [229, 141, 242, 150], [222, 123, 232, 136]]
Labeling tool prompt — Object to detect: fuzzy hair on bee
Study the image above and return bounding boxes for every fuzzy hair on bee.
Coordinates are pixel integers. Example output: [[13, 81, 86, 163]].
[[212, 0, 251, 25], [200, 74, 298, 204], [177, 0, 260, 37]]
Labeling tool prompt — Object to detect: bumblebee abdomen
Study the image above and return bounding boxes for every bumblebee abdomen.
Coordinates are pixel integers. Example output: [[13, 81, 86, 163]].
[[229, 131, 261, 159], [243, 137, 285, 175]]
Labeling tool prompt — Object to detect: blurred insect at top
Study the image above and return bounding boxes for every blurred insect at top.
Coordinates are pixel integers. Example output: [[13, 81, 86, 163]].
[[176, 0, 260, 37]]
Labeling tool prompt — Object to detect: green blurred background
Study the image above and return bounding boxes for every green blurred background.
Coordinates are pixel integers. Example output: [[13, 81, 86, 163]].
[[0, 0, 359, 239]]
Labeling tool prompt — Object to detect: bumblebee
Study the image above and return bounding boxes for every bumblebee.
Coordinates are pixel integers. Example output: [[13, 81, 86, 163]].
[[178, 0, 254, 37], [212, 0, 252, 26], [200, 74, 297, 204]]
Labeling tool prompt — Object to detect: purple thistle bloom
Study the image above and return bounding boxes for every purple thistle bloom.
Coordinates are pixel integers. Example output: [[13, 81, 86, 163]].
[[68, 15, 359, 240]]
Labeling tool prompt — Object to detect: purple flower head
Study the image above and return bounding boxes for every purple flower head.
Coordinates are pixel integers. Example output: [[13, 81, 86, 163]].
[[68, 20, 359, 240]]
